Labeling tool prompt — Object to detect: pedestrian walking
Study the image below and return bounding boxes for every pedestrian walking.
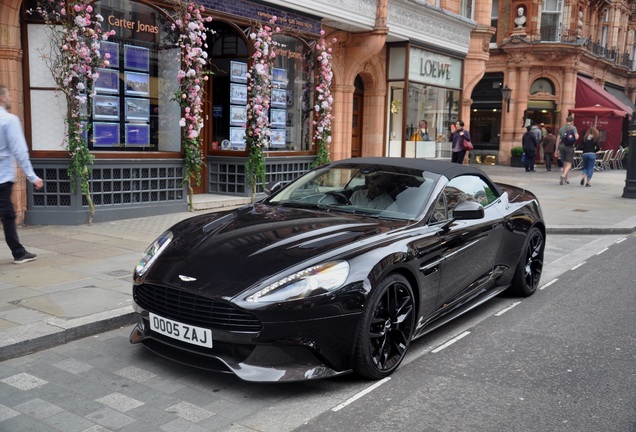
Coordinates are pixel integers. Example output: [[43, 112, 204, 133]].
[[578, 126, 600, 187], [542, 127, 556, 172], [450, 120, 471, 164], [522, 125, 538, 172], [0, 84, 44, 264], [557, 116, 579, 185]]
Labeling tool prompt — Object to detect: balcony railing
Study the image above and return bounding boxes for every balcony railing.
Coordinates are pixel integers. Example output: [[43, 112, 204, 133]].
[[582, 39, 633, 68], [536, 28, 633, 70]]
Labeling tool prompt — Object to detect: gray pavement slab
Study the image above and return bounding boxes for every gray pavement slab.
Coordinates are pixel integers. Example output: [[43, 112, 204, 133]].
[[0, 164, 634, 361]]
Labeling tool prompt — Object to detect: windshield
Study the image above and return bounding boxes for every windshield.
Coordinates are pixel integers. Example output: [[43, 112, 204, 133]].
[[267, 163, 441, 220]]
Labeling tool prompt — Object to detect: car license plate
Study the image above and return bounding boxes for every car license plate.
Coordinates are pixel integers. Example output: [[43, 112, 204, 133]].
[[149, 313, 212, 348]]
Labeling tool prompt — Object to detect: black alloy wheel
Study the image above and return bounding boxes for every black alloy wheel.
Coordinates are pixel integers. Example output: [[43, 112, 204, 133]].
[[510, 226, 544, 297], [354, 273, 415, 379]]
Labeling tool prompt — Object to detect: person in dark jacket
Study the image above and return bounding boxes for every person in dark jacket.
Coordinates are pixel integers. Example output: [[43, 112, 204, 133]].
[[578, 126, 600, 187], [450, 120, 471, 164], [522, 125, 538, 172], [542, 127, 557, 172]]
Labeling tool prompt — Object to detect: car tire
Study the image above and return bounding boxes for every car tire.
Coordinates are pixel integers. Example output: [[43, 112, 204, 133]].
[[354, 273, 416, 380], [509, 226, 544, 297]]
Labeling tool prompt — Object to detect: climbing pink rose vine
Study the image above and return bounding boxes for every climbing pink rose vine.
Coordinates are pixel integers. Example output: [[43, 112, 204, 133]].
[[245, 17, 282, 200], [312, 30, 336, 167], [171, 0, 213, 207], [33, 0, 115, 224]]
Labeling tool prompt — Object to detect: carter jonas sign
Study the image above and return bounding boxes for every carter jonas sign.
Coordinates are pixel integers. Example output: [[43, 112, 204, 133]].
[[108, 15, 159, 34]]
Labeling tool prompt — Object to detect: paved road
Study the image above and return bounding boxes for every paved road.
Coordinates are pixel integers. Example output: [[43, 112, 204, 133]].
[[1, 233, 632, 431], [299, 234, 636, 432]]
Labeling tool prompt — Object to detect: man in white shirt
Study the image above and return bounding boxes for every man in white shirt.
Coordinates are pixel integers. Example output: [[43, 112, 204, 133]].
[[350, 174, 394, 210], [0, 84, 44, 264]]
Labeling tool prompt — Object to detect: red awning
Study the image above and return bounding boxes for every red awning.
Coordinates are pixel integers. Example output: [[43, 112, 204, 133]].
[[576, 76, 633, 115], [568, 105, 627, 118], [567, 104, 625, 152]]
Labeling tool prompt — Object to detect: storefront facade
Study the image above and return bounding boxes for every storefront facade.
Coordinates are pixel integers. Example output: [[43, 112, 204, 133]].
[[3, 0, 477, 225], [386, 44, 464, 160], [20, 0, 323, 224]]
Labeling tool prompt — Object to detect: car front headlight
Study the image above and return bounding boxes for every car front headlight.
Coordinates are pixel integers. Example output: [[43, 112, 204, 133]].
[[246, 261, 350, 303], [135, 230, 173, 277]]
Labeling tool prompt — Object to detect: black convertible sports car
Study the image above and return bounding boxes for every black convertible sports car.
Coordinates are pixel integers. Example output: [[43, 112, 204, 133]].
[[130, 157, 545, 382]]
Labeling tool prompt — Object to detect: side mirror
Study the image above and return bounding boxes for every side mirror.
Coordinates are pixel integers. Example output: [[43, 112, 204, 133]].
[[452, 200, 485, 220], [264, 181, 283, 196]]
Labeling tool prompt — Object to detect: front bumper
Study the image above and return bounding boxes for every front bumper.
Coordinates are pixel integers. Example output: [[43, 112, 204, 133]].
[[129, 305, 362, 382]]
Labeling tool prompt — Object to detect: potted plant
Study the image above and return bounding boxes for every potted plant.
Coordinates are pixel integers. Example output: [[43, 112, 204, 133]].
[[510, 146, 524, 167]]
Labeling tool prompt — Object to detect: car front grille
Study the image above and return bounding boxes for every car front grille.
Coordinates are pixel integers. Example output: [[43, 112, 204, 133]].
[[134, 284, 262, 332]]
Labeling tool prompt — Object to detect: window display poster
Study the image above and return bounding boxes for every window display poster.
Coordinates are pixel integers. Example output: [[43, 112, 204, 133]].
[[271, 88, 286, 108], [230, 83, 247, 104], [93, 95, 120, 120], [230, 61, 247, 83], [93, 122, 120, 147], [229, 127, 246, 149], [126, 124, 150, 146], [270, 129, 286, 148], [270, 109, 286, 127], [230, 105, 247, 126], [272, 68, 288, 87], [100, 41, 119, 68], [125, 72, 150, 96], [95, 68, 119, 94], [124, 45, 150, 71], [125, 98, 150, 122]]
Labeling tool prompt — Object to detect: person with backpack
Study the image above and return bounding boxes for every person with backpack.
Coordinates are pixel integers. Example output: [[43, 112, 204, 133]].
[[556, 116, 579, 185], [577, 126, 601, 187]]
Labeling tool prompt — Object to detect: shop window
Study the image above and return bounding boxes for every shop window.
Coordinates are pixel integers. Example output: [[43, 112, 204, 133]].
[[208, 21, 249, 151], [270, 34, 312, 152], [25, 0, 182, 152], [406, 83, 459, 146], [207, 30, 310, 153], [90, 0, 180, 152]]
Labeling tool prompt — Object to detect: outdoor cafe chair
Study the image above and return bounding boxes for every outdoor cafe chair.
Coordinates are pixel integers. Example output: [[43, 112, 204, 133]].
[[609, 148, 625, 170], [594, 149, 613, 171]]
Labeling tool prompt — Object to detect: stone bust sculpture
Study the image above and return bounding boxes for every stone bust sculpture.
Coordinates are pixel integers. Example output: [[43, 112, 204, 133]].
[[514, 6, 526, 28]]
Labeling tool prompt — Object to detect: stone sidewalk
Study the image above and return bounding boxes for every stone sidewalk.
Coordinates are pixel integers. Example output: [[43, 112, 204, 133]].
[[1, 164, 635, 361]]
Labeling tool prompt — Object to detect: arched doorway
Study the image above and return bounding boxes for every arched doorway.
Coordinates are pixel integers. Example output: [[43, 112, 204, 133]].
[[526, 78, 557, 163], [351, 75, 364, 158]]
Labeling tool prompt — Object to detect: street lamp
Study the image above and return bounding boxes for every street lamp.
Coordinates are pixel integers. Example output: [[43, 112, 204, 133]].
[[501, 84, 512, 113], [622, 110, 636, 198]]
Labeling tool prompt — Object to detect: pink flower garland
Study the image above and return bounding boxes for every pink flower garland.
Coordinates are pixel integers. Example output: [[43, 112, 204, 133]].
[[312, 31, 336, 165], [33, 0, 115, 222], [171, 1, 213, 196], [246, 17, 281, 150], [172, 2, 212, 142], [245, 17, 282, 198]]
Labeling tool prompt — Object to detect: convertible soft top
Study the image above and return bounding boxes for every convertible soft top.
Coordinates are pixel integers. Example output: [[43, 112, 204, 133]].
[[330, 157, 489, 181]]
